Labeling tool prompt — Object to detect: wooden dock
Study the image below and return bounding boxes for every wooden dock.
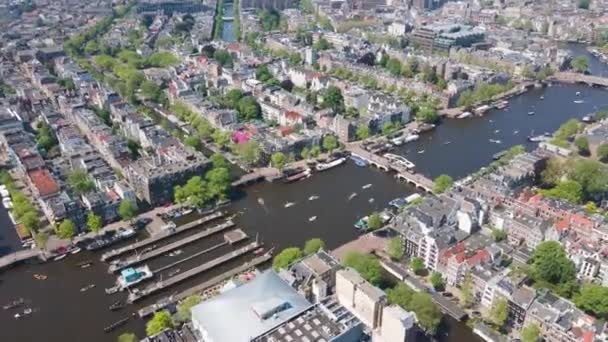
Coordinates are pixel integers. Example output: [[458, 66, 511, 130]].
[[108, 220, 235, 273], [137, 253, 272, 318], [128, 241, 262, 303], [101, 211, 224, 262]]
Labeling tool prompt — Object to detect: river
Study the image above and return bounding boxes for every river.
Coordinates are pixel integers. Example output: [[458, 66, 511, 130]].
[[1, 45, 607, 341]]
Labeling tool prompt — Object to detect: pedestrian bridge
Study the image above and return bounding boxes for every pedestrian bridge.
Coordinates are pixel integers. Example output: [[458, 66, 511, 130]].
[[553, 72, 608, 87], [0, 249, 43, 270], [347, 145, 433, 193]]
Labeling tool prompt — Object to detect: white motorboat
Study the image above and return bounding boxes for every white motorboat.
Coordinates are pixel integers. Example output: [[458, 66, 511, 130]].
[[576, 91, 581, 96], [457, 111, 472, 119], [14, 308, 32, 319], [70, 247, 82, 255], [513, 130, 519, 135], [362, 184, 372, 189], [418, 150, 425, 154], [348, 193, 357, 201], [308, 195, 319, 201], [404, 134, 419, 143], [284, 202, 295, 208], [315, 157, 347, 172], [368, 198, 375, 203], [573, 100, 584, 104], [308, 216, 317, 222], [53, 254, 67, 261]]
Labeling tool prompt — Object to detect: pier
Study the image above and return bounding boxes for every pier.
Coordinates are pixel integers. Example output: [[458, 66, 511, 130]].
[[101, 211, 224, 262], [128, 241, 262, 303], [137, 253, 272, 318], [107, 220, 235, 273], [348, 145, 434, 192]]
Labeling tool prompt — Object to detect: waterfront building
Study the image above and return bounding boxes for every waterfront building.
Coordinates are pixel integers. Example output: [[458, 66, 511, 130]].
[[283, 250, 342, 303], [335, 268, 386, 329], [507, 286, 536, 329], [137, 0, 205, 14], [373, 305, 416, 342]]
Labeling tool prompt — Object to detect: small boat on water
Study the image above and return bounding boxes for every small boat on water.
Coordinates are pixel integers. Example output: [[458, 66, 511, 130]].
[[528, 111, 535, 116], [80, 284, 96, 292], [348, 192, 357, 201], [14, 308, 32, 319], [284, 168, 311, 183], [457, 111, 472, 119], [443, 141, 451, 145], [573, 100, 584, 104], [33, 274, 47, 280], [494, 129, 500, 134], [368, 198, 375, 203], [308, 195, 319, 201], [391, 137, 404, 146], [76, 260, 93, 267], [582, 114, 596, 123], [70, 247, 81, 255], [354, 217, 368, 230], [404, 134, 419, 143], [489, 139, 502, 144], [257, 198, 265, 206], [109, 300, 123, 311], [105, 286, 119, 295], [53, 254, 67, 261], [308, 216, 317, 222], [315, 157, 347, 172], [362, 184, 372, 189], [540, 96, 544, 100], [350, 155, 368, 167], [513, 130, 519, 135], [284, 202, 295, 208], [116, 265, 153, 290], [417, 150, 425, 154], [81, 263, 92, 269], [103, 317, 130, 333], [3, 298, 24, 310], [576, 91, 581, 96]]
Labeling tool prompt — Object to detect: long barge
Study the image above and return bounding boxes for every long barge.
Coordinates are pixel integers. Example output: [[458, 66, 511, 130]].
[[101, 211, 224, 262]]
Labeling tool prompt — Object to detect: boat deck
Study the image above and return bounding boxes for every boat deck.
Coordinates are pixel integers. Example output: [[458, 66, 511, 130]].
[[108, 220, 235, 273], [100, 211, 224, 262], [128, 241, 262, 303]]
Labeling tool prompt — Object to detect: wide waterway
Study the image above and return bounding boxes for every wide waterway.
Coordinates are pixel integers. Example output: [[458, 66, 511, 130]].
[[1, 45, 607, 341]]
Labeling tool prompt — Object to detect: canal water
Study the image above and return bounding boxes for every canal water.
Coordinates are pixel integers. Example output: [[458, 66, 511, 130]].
[[221, 1, 236, 42], [1, 45, 607, 341]]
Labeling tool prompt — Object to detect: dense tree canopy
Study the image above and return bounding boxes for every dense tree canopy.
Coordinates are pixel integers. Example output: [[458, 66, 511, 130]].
[[490, 298, 508, 330], [175, 295, 202, 322], [118, 199, 138, 221], [303, 238, 325, 255], [530, 241, 576, 286], [273, 247, 303, 270], [57, 219, 76, 240], [342, 252, 383, 286], [322, 86, 345, 114], [87, 212, 103, 235], [430, 272, 445, 291], [575, 284, 608, 318], [433, 174, 453, 194], [146, 311, 174, 336], [410, 257, 425, 275], [521, 323, 541, 342], [367, 212, 383, 231], [387, 236, 404, 261], [572, 55, 589, 73], [387, 284, 442, 334]]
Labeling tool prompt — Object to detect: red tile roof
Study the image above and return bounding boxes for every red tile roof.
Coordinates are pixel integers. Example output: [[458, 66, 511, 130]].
[[28, 169, 59, 197]]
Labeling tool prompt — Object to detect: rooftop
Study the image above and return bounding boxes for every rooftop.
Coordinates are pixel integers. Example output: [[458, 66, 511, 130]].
[[191, 270, 312, 342]]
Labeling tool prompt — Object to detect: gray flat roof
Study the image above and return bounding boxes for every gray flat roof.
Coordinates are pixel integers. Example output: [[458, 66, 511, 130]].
[[191, 270, 312, 342]]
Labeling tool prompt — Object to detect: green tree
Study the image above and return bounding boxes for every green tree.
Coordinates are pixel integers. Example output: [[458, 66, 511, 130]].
[[117, 333, 138, 342], [382, 122, 398, 136], [367, 212, 383, 231], [322, 135, 338, 153], [84, 40, 99, 55], [300, 147, 311, 160], [491, 228, 507, 242], [36, 121, 58, 151], [56, 219, 76, 240], [118, 199, 138, 221], [409, 292, 442, 333], [430, 272, 445, 291], [387, 236, 404, 261], [567, 158, 608, 198], [68, 170, 95, 195], [416, 105, 439, 124], [433, 174, 453, 194], [356, 126, 370, 140], [184, 136, 202, 151], [303, 238, 325, 255], [210, 153, 229, 169], [140, 81, 162, 102], [540, 180, 583, 204], [213, 49, 233, 67], [597, 143, 608, 162], [521, 323, 541, 342], [310, 145, 321, 158], [387, 283, 415, 308], [21, 211, 39, 233], [574, 283, 608, 317], [205, 167, 231, 201], [237, 96, 261, 121], [255, 64, 274, 83], [212, 131, 231, 148], [541, 157, 565, 186], [572, 55, 589, 73], [233, 141, 261, 165], [146, 310, 174, 336], [578, 0, 590, 9], [410, 257, 425, 275], [313, 37, 332, 50], [322, 86, 344, 114], [271, 152, 287, 170], [490, 298, 508, 330], [386, 58, 402, 76], [175, 295, 201, 322], [342, 252, 383, 286], [273, 247, 303, 270], [461, 272, 474, 308], [34, 231, 49, 250], [575, 136, 589, 155], [175, 176, 208, 207], [530, 241, 576, 285], [87, 212, 103, 235]]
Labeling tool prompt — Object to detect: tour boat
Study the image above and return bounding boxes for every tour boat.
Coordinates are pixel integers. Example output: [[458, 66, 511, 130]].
[[308, 216, 317, 222], [308, 195, 319, 201], [117, 265, 153, 290], [315, 157, 346, 172], [53, 254, 67, 261], [390, 137, 404, 146], [350, 155, 368, 167], [284, 202, 295, 208], [361, 184, 372, 189], [348, 192, 358, 201]]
